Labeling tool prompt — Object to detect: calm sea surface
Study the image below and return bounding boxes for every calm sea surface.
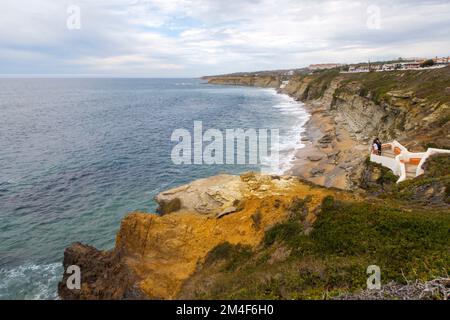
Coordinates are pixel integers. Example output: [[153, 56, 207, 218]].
[[0, 78, 308, 299]]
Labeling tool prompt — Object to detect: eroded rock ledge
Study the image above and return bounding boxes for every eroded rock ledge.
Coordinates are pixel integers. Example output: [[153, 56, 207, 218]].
[[58, 173, 354, 300]]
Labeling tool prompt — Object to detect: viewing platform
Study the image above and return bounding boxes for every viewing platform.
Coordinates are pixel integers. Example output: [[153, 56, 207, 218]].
[[370, 140, 450, 183]]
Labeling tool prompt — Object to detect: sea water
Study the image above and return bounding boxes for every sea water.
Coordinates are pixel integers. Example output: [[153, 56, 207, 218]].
[[0, 78, 309, 299]]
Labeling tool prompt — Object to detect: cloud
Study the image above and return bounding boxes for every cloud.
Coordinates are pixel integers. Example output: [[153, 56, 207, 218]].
[[0, 0, 449, 76]]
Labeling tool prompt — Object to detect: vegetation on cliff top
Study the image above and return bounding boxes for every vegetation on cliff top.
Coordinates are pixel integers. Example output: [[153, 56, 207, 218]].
[[180, 195, 450, 299], [180, 155, 450, 300], [338, 66, 450, 105], [299, 69, 341, 99], [362, 154, 450, 206], [390, 155, 450, 205]]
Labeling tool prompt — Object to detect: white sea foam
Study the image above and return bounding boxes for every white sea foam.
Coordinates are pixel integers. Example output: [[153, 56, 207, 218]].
[[260, 89, 310, 174], [0, 263, 62, 300]]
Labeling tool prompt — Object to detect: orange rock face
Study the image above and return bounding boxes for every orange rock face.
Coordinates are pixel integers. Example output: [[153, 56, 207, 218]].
[[59, 173, 355, 299], [113, 173, 353, 299]]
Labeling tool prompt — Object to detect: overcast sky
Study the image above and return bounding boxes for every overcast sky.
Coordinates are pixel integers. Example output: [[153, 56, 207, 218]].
[[1, 0, 450, 77]]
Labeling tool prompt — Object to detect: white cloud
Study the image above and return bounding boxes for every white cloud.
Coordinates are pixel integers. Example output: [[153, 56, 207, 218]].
[[0, 0, 449, 76]]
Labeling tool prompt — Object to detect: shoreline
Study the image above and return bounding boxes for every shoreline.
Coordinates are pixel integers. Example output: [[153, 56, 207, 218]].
[[278, 91, 368, 190], [208, 82, 369, 190], [263, 88, 310, 175], [208, 82, 370, 190]]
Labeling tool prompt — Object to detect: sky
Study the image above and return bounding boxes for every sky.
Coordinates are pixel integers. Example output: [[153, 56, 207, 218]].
[[1, 0, 450, 77]]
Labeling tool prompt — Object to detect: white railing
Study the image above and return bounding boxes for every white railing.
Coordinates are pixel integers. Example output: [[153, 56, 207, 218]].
[[391, 140, 408, 153], [369, 141, 450, 183], [370, 153, 401, 176], [396, 154, 407, 183], [416, 148, 450, 176]]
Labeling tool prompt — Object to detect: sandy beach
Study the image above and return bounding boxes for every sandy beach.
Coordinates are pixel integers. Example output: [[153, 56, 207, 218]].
[[285, 100, 369, 190]]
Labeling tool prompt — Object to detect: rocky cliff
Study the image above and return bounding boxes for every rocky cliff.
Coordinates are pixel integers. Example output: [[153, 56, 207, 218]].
[[59, 68, 450, 300], [59, 173, 354, 299], [59, 168, 450, 300], [204, 74, 281, 88], [206, 68, 450, 190], [207, 68, 450, 150]]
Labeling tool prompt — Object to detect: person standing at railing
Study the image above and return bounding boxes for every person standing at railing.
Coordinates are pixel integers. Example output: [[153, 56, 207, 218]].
[[375, 138, 382, 156], [372, 139, 380, 155]]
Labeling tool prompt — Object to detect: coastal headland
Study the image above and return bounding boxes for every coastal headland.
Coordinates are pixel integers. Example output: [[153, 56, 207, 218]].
[[205, 67, 450, 190], [59, 67, 450, 300]]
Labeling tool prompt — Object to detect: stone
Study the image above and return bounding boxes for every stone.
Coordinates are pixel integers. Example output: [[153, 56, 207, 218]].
[[318, 134, 333, 144], [387, 90, 414, 99], [155, 174, 243, 215], [157, 198, 181, 215], [216, 206, 237, 218], [310, 168, 325, 176], [307, 155, 323, 162], [327, 151, 340, 158]]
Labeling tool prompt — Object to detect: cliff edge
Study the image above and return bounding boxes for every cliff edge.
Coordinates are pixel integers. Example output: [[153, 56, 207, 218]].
[[59, 68, 450, 300], [205, 67, 450, 190], [59, 173, 354, 299]]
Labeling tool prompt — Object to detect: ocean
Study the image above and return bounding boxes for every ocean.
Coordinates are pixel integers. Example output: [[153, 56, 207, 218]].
[[0, 78, 309, 299]]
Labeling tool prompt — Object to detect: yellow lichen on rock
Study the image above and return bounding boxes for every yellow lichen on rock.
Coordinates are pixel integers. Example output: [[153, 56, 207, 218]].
[[113, 173, 353, 299]]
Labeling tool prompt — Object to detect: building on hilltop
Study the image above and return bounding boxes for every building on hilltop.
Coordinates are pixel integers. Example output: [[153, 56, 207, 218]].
[[433, 56, 450, 65], [348, 65, 370, 73], [401, 61, 422, 70]]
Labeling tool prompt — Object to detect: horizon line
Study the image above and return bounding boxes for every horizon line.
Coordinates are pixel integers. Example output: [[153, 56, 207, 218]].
[[0, 74, 203, 79]]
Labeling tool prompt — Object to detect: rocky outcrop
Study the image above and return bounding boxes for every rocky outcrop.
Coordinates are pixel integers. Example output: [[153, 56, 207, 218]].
[[58, 243, 145, 300], [60, 68, 450, 300], [204, 75, 281, 88], [58, 173, 353, 299], [155, 174, 243, 216]]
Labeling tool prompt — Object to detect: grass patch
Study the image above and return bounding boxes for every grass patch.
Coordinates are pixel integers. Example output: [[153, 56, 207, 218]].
[[422, 154, 450, 177], [185, 196, 450, 299], [343, 67, 450, 104], [305, 70, 340, 99], [264, 222, 304, 248], [307, 198, 449, 281], [204, 242, 253, 272]]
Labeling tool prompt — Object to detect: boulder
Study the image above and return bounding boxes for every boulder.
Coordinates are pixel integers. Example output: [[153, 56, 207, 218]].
[[307, 155, 323, 162], [387, 90, 414, 99], [310, 168, 325, 176], [154, 174, 243, 216], [318, 134, 333, 144]]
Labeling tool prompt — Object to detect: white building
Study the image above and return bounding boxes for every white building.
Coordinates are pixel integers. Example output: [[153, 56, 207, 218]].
[[348, 66, 370, 73], [433, 56, 450, 65], [400, 62, 422, 70], [381, 63, 398, 71]]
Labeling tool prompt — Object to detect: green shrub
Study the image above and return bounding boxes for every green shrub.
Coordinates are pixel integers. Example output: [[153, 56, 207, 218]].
[[204, 242, 252, 272], [264, 222, 304, 247], [309, 199, 450, 281], [421, 59, 434, 68], [189, 196, 450, 299], [288, 196, 311, 221], [422, 154, 450, 177]]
